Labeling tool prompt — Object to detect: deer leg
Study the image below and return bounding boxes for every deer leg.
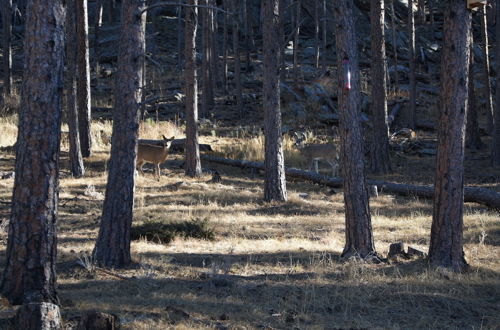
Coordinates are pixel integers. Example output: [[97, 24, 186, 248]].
[[155, 164, 160, 180]]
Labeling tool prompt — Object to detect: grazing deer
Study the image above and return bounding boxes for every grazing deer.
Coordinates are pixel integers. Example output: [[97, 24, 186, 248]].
[[294, 132, 340, 177], [137, 135, 175, 180]]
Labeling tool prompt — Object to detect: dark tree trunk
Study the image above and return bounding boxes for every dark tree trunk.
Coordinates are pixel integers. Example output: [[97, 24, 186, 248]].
[[93, 0, 104, 73], [232, 0, 243, 115], [466, 33, 483, 151], [429, 0, 471, 272], [494, 0, 500, 165], [15, 303, 62, 330], [77, 0, 92, 157], [322, 0, 327, 73], [0, 0, 65, 305], [177, 1, 184, 70], [279, 0, 286, 81], [417, 0, 425, 24], [106, 0, 115, 22], [480, 6, 494, 134], [333, 0, 376, 259], [263, 0, 287, 202], [185, 0, 202, 177], [407, 0, 416, 129], [369, 0, 391, 174], [2, 0, 13, 96], [243, 0, 251, 70], [210, 0, 219, 91], [66, 0, 85, 178], [293, 0, 301, 87], [314, 0, 320, 70], [222, 0, 228, 93], [390, 0, 399, 90], [201, 0, 214, 118], [93, 0, 146, 268]]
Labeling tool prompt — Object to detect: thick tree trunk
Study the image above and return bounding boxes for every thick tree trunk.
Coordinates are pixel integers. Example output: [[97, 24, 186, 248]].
[[77, 0, 92, 157], [2, 0, 13, 96], [232, 0, 243, 115], [466, 33, 484, 151], [369, 0, 391, 174], [66, 0, 85, 178], [263, 0, 287, 202], [480, 6, 494, 134], [429, 1, 471, 272], [333, 0, 376, 259], [494, 0, 500, 165], [407, 0, 417, 129], [15, 303, 62, 330], [185, 0, 202, 177], [0, 0, 65, 305], [93, 0, 146, 268]]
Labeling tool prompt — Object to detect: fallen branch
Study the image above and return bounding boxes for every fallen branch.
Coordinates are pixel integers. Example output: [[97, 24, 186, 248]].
[[200, 155, 500, 211]]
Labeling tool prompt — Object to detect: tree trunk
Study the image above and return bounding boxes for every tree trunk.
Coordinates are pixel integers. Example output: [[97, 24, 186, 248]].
[[293, 0, 301, 87], [417, 0, 425, 24], [279, 0, 286, 81], [201, 0, 214, 118], [15, 303, 62, 330], [232, 0, 243, 116], [466, 33, 484, 151], [369, 0, 391, 174], [263, 0, 287, 202], [429, 0, 471, 272], [184, 0, 202, 177], [479, 6, 494, 135], [321, 0, 327, 73], [493, 0, 500, 165], [77, 0, 92, 158], [333, 0, 376, 259], [222, 0, 228, 93], [66, 0, 85, 178], [314, 0, 320, 70], [2, 0, 13, 96], [93, 0, 104, 73], [177, 1, 184, 70], [389, 0, 399, 90], [93, 0, 146, 268], [0, 0, 65, 305], [407, 0, 416, 129]]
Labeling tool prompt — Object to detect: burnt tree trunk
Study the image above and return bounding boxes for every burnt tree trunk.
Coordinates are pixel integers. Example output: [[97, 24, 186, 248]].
[[429, 0, 471, 272], [66, 0, 85, 178], [2, 0, 13, 96], [185, 0, 202, 177], [93, 0, 146, 268], [263, 0, 287, 202], [77, 0, 92, 157], [369, 0, 391, 174], [466, 33, 483, 150], [333, 0, 376, 259], [494, 0, 500, 165], [407, 0, 416, 129], [480, 6, 494, 134], [0, 0, 65, 305]]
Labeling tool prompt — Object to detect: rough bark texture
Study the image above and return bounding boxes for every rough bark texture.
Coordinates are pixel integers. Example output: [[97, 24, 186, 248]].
[[184, 0, 202, 177], [93, 0, 146, 268], [66, 0, 85, 178], [369, 0, 391, 174], [429, 0, 471, 272], [15, 303, 62, 330], [263, 0, 287, 202], [407, 0, 416, 129], [493, 1, 500, 165], [466, 33, 483, 151], [77, 0, 92, 157], [0, 0, 65, 305], [232, 0, 243, 115], [2, 0, 13, 96], [480, 6, 494, 134], [333, 0, 376, 259]]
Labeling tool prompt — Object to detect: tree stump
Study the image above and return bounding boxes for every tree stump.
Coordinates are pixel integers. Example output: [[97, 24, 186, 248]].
[[77, 311, 119, 330], [15, 303, 62, 330], [388, 242, 406, 258]]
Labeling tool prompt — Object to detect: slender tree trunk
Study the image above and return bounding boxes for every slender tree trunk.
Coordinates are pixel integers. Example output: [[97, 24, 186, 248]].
[[211, 0, 220, 90], [177, 1, 184, 70], [466, 33, 483, 151], [407, 0, 416, 129], [66, 0, 85, 178], [333, 0, 376, 260], [106, 0, 115, 22], [77, 0, 92, 158], [429, 0, 471, 272], [390, 0, 399, 91], [480, 6, 494, 134], [263, 0, 287, 202], [293, 0, 301, 87], [243, 0, 251, 70], [314, 0, 320, 70], [0, 0, 66, 305], [417, 0, 425, 24], [222, 0, 228, 92], [494, 0, 500, 165], [279, 0, 286, 81], [93, 0, 104, 73], [370, 0, 391, 174], [322, 0, 327, 73], [2, 0, 13, 96], [232, 0, 243, 116], [185, 0, 202, 177], [93, 0, 146, 268]]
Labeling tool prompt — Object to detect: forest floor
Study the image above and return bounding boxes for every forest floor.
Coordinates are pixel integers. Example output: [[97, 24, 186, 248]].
[[0, 118, 499, 329]]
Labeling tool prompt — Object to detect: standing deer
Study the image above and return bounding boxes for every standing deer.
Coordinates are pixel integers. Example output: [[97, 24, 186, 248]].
[[294, 132, 340, 177], [136, 135, 175, 180]]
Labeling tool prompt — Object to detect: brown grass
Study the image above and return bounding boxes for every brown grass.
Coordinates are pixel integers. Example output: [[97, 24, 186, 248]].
[[0, 121, 499, 329]]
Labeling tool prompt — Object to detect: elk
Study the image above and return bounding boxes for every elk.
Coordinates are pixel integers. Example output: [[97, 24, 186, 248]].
[[136, 135, 175, 180], [294, 132, 340, 177]]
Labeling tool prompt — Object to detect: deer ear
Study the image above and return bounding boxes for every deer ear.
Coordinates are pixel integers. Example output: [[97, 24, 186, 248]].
[[162, 135, 168, 140], [170, 136, 175, 141]]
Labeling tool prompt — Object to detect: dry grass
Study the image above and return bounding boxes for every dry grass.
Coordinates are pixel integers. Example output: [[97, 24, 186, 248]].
[[0, 121, 499, 329]]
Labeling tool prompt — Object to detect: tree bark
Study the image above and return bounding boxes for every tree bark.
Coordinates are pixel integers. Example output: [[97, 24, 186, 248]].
[[494, 0, 500, 165], [185, 0, 202, 177], [293, 0, 301, 87], [369, 0, 391, 174], [314, 0, 320, 70], [263, 0, 287, 202], [177, 0, 184, 71], [407, 0, 416, 129], [232, 0, 243, 115], [389, 0, 399, 90], [15, 303, 62, 330], [321, 0, 327, 73], [279, 0, 286, 81], [0, 0, 65, 305], [201, 0, 214, 118], [2, 0, 13, 96], [429, 0, 471, 272], [466, 33, 483, 151], [77, 0, 92, 157], [333, 0, 376, 259], [93, 0, 104, 73], [93, 0, 146, 268], [66, 0, 85, 178], [480, 6, 494, 135]]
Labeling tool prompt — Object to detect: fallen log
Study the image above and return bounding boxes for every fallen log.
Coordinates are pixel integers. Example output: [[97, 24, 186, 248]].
[[200, 155, 500, 211]]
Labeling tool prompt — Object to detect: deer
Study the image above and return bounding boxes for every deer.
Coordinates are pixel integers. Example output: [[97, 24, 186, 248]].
[[136, 135, 175, 180], [294, 132, 340, 177]]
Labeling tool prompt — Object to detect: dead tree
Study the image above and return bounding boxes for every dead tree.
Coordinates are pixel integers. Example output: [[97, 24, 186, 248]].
[[429, 0, 472, 272], [333, 0, 377, 259], [93, 0, 146, 268]]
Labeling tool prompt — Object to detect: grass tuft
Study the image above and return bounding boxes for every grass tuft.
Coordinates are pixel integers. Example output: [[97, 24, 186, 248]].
[[131, 217, 215, 244]]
